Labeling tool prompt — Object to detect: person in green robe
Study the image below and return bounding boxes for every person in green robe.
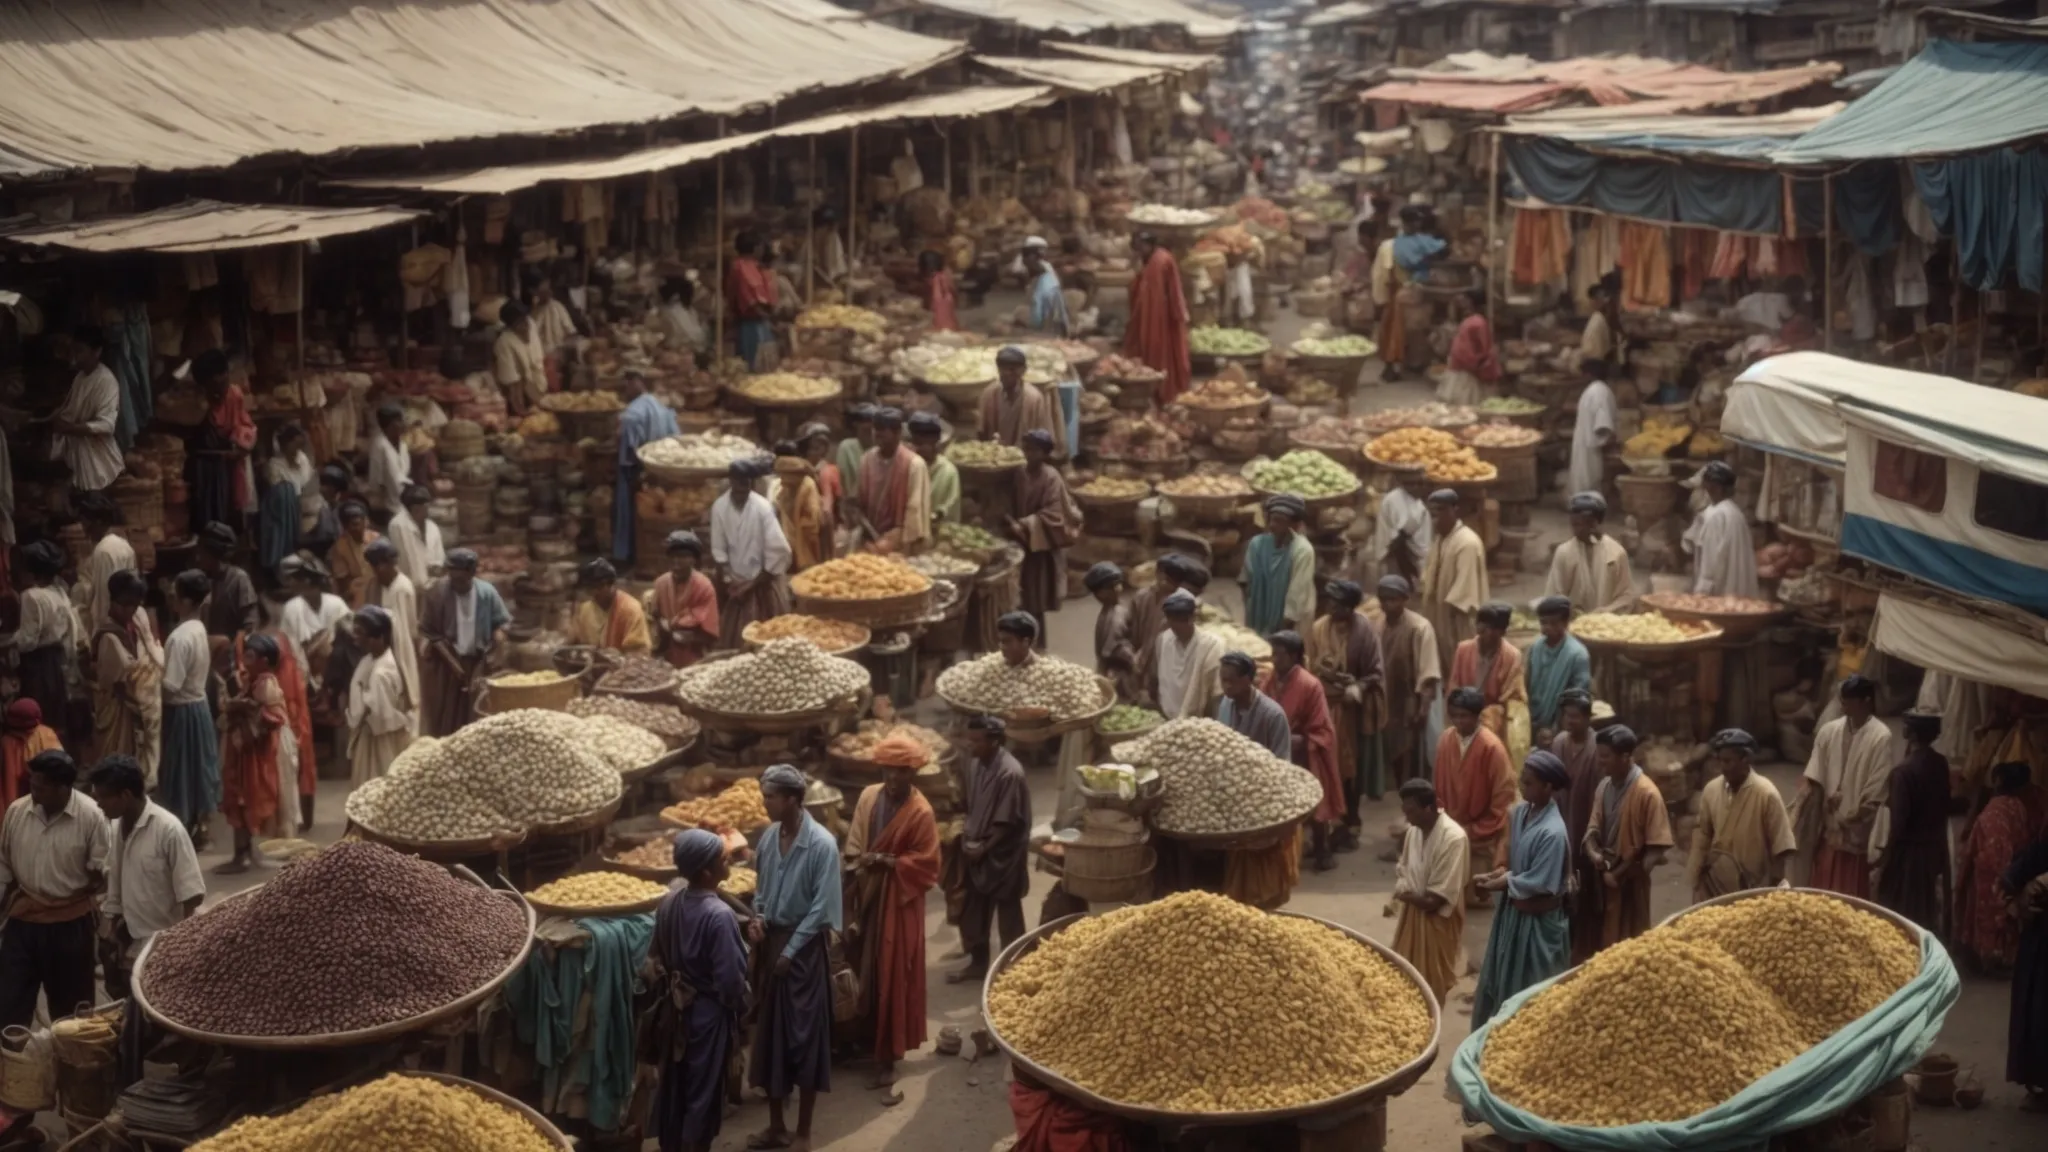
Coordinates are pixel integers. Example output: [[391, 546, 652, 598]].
[[836, 403, 875, 488], [910, 411, 959, 523], [1240, 494, 1316, 635]]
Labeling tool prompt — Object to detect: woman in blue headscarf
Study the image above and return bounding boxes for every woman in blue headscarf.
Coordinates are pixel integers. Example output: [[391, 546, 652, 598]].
[[1471, 750, 1574, 1028], [651, 829, 750, 1152]]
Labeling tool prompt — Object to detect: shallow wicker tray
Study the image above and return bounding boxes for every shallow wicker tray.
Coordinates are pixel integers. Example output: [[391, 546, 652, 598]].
[[1156, 483, 1255, 519], [1178, 393, 1269, 435], [637, 447, 770, 487], [791, 582, 936, 629], [939, 676, 1116, 744], [132, 866, 534, 1051], [1425, 468, 1498, 492], [951, 456, 1027, 481], [1251, 479, 1361, 517], [1637, 592, 1791, 640], [525, 889, 665, 920], [1150, 790, 1316, 851], [528, 794, 625, 840], [677, 684, 871, 735], [983, 909, 1441, 1126], [1361, 447, 1430, 477], [1290, 347, 1375, 375], [1570, 619, 1726, 655], [1073, 484, 1153, 512], [741, 619, 872, 658], [726, 378, 843, 411], [925, 377, 996, 410], [347, 818, 528, 861]]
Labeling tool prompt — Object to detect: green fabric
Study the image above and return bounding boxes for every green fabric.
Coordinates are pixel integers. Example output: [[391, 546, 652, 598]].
[[929, 457, 961, 523], [1470, 904, 1569, 1029], [1778, 40, 2048, 163], [835, 438, 865, 488], [1358, 728, 1389, 802], [507, 913, 654, 1132], [1241, 532, 1312, 636]]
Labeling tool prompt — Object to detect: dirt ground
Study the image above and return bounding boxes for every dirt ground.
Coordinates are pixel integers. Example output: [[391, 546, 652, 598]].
[[182, 297, 2038, 1151]]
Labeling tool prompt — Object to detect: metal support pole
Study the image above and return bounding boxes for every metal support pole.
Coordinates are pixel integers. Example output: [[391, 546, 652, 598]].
[[1822, 173, 1834, 355]]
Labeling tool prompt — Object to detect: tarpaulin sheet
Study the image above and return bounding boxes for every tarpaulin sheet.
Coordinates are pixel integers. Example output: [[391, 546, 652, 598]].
[[906, 0, 1237, 37], [0, 0, 964, 181], [1043, 42, 1217, 71], [1503, 137, 1784, 235], [1496, 105, 1842, 158], [1914, 148, 2048, 291], [1775, 39, 2048, 163], [1364, 81, 1570, 114], [1873, 593, 2048, 700], [1303, 1, 1378, 26], [330, 86, 1053, 197], [0, 200, 421, 254], [1384, 54, 1837, 110], [975, 56, 1165, 92]]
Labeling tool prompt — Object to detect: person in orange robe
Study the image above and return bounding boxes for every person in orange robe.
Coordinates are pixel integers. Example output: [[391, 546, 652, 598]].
[[841, 743, 941, 1099], [1123, 231, 1193, 404], [1435, 686, 1516, 908], [1449, 602, 1530, 764], [797, 422, 841, 560], [239, 630, 317, 834], [921, 250, 960, 331], [1263, 631, 1345, 873], [570, 559, 652, 653], [651, 530, 720, 667], [218, 633, 287, 874], [0, 700, 62, 810], [726, 230, 779, 370]]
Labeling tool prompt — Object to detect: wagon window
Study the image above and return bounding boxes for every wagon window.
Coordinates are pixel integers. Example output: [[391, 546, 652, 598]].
[[1976, 471, 2048, 542], [1871, 440, 1946, 514]]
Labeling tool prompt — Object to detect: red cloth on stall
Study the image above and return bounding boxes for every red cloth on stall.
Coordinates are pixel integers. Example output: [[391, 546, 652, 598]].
[[1010, 1081, 1134, 1152], [1263, 664, 1346, 823], [1123, 246, 1193, 403]]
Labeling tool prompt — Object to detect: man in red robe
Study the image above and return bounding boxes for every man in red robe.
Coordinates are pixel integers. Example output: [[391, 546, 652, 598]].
[[652, 530, 720, 667], [1435, 685, 1516, 907], [842, 742, 940, 1099], [726, 230, 779, 370], [1263, 630, 1345, 872], [1123, 231, 1193, 404], [852, 408, 932, 555]]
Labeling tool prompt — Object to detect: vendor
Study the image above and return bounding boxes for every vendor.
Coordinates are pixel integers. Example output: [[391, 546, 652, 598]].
[[47, 326, 123, 494], [1308, 579, 1385, 836], [1440, 288, 1500, 406], [908, 412, 958, 525], [978, 347, 1067, 459], [330, 501, 376, 610], [1021, 237, 1070, 337], [773, 445, 829, 573], [493, 301, 548, 416], [570, 559, 651, 654], [1449, 603, 1529, 766], [851, 408, 932, 556], [1420, 489, 1488, 676], [1241, 495, 1314, 635], [835, 404, 876, 493], [1525, 597, 1592, 738], [193, 349, 257, 532], [614, 369, 680, 566], [1148, 591, 1223, 721], [1582, 724, 1674, 952], [1371, 471, 1433, 588], [950, 715, 1030, 985], [1127, 554, 1191, 691], [1683, 461, 1760, 598], [1470, 751, 1574, 1027], [1388, 778, 1468, 1003], [656, 276, 709, 358], [651, 530, 719, 667], [1686, 728, 1797, 901], [726, 230, 779, 371], [1087, 563, 1140, 704], [389, 483, 446, 593], [1546, 492, 1635, 615], [0, 749, 109, 1030], [1007, 429, 1074, 643], [709, 459, 793, 638], [1124, 230, 1192, 404], [840, 742, 940, 1099], [1434, 687, 1514, 909], [920, 250, 959, 332], [418, 549, 510, 738], [1264, 632, 1344, 873], [1798, 675, 1892, 899], [363, 541, 422, 738], [1581, 274, 1624, 366], [651, 829, 750, 1152], [1568, 358, 1617, 505], [90, 755, 203, 1001], [366, 403, 412, 519], [346, 606, 415, 786], [748, 763, 841, 1152], [1371, 205, 1445, 379], [1216, 651, 1299, 909], [797, 421, 845, 550]]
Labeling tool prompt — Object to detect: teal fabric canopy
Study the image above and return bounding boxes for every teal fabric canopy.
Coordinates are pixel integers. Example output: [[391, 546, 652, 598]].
[[1776, 40, 2048, 163]]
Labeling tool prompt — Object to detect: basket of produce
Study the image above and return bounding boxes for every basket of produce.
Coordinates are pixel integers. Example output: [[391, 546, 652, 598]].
[[1072, 759, 1165, 819], [637, 430, 771, 484], [523, 871, 668, 919], [984, 892, 1440, 1124], [201, 1072, 575, 1151], [1478, 395, 1549, 430], [132, 843, 534, 1049], [790, 554, 936, 627], [728, 372, 842, 410], [1246, 450, 1362, 515], [660, 777, 772, 835], [1360, 403, 1479, 435], [1111, 717, 1322, 850], [805, 780, 845, 823], [477, 669, 581, 714], [1569, 611, 1724, 654], [1451, 889, 1955, 1149], [1127, 203, 1222, 238], [600, 827, 683, 882], [904, 550, 985, 587], [565, 695, 701, 752], [673, 641, 871, 733], [1459, 422, 1542, 502], [346, 710, 625, 852], [946, 439, 1026, 479], [1189, 325, 1272, 365], [1094, 704, 1165, 743], [1173, 376, 1270, 435], [934, 521, 1004, 567], [1092, 354, 1166, 410], [1072, 475, 1152, 513], [1157, 472, 1255, 520], [1289, 334, 1377, 373], [828, 720, 953, 785], [794, 304, 888, 339], [538, 390, 626, 440], [561, 711, 677, 784], [938, 653, 1117, 743], [591, 655, 682, 702], [1287, 416, 1369, 469], [741, 614, 872, 657], [1364, 427, 1458, 479], [1637, 592, 1789, 639]]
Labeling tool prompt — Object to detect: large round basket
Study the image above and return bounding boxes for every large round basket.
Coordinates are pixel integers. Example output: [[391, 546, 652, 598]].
[[592, 670, 682, 703], [131, 866, 534, 1051], [1151, 797, 1314, 851], [402, 1073, 576, 1150], [1181, 394, 1269, 437], [637, 446, 766, 487], [1483, 403, 1550, 431], [347, 818, 529, 862], [939, 677, 1117, 745], [475, 672, 581, 715], [1637, 592, 1790, 640], [983, 909, 1441, 1126], [1424, 471, 1497, 508], [741, 619, 872, 658], [1252, 480, 1361, 518], [1157, 483, 1255, 521], [1616, 473, 1685, 522], [951, 457, 1026, 484], [525, 887, 665, 920], [1465, 439, 1539, 504], [538, 395, 625, 441], [726, 378, 843, 411], [1073, 484, 1152, 516], [1571, 620, 1726, 656], [924, 377, 995, 412], [1290, 348, 1373, 380], [677, 685, 871, 736], [1362, 448, 1429, 487], [528, 794, 624, 841], [791, 582, 937, 629], [1101, 373, 1161, 411], [1287, 431, 1364, 470]]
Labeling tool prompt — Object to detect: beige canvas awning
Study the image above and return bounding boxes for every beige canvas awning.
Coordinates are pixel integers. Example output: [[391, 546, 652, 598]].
[[2, 201, 424, 254], [1043, 42, 1218, 72], [330, 86, 1055, 197], [0, 0, 964, 181], [907, 0, 1237, 38], [974, 55, 1165, 93]]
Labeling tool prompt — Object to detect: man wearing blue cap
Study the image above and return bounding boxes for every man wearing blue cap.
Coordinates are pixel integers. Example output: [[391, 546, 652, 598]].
[[749, 764, 841, 1151]]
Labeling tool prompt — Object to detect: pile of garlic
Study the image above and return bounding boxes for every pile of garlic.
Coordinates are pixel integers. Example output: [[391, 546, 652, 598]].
[[346, 709, 622, 840], [576, 715, 668, 773], [937, 652, 1103, 721], [675, 638, 868, 714], [1112, 718, 1323, 834]]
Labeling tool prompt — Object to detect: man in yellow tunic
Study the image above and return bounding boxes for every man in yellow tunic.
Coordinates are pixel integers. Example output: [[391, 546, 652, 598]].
[[1687, 728, 1799, 902], [1545, 492, 1636, 614], [1420, 488, 1489, 676], [569, 559, 652, 653], [1388, 778, 1469, 1002]]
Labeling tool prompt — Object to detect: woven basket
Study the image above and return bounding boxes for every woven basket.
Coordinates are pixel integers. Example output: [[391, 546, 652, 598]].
[[476, 672, 581, 714], [108, 474, 164, 543]]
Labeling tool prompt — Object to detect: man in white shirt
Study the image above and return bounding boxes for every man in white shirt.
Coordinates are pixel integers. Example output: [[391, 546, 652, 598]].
[[528, 278, 580, 357], [709, 460, 792, 638], [1388, 778, 1470, 1002], [388, 484, 446, 592], [0, 748, 112, 1027], [1568, 358, 1617, 502], [657, 276, 708, 356], [279, 556, 351, 678], [160, 569, 220, 844], [89, 755, 202, 995], [1545, 491, 1636, 615], [1682, 461, 1760, 598], [493, 301, 548, 415], [1149, 590, 1224, 720], [49, 325, 125, 493], [1371, 472, 1433, 587], [74, 492, 136, 634], [366, 403, 411, 519]]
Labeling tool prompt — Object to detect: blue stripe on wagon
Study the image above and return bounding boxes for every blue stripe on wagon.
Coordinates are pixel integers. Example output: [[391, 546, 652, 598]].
[[1840, 513, 2048, 614]]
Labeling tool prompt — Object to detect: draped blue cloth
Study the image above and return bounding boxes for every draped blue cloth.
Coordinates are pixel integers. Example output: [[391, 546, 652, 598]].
[[109, 304, 152, 451], [160, 700, 221, 828], [613, 393, 678, 562], [508, 913, 654, 1133], [1914, 149, 2048, 292], [1524, 635, 1592, 732], [1504, 138, 1785, 235], [1471, 799, 1570, 1028], [1393, 232, 1448, 275], [1834, 163, 1902, 257], [258, 481, 299, 573], [1241, 531, 1310, 636], [1029, 268, 1070, 334]]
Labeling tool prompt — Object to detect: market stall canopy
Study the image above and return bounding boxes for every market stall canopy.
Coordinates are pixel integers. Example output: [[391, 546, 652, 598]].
[[902, 0, 1239, 37], [1302, 1, 1379, 27], [1044, 42, 1219, 71], [1497, 104, 1843, 159], [1872, 592, 2048, 701], [1367, 54, 1839, 116], [330, 86, 1054, 197], [1773, 39, 2048, 163], [975, 55, 1167, 92], [0, 201, 423, 255], [0, 0, 964, 182]]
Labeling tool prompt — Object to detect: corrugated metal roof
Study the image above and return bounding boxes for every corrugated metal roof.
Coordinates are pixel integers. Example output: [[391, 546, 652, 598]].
[[0, 201, 423, 254], [0, 0, 964, 182], [975, 55, 1167, 91], [328, 86, 1054, 197]]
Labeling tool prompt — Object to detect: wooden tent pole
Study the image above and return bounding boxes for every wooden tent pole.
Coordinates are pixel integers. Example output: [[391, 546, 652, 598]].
[[1946, 248, 1961, 375], [807, 135, 818, 304], [944, 124, 953, 197], [1822, 172, 1834, 355], [1974, 287, 1987, 381], [849, 126, 861, 270], [715, 117, 726, 363], [1485, 131, 1500, 332]]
